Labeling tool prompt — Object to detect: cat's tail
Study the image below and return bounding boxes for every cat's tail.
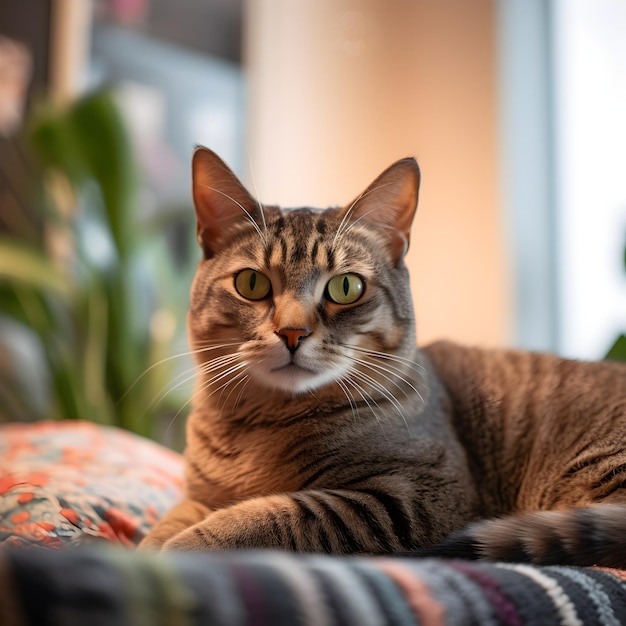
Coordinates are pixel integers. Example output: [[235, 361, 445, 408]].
[[406, 504, 626, 567]]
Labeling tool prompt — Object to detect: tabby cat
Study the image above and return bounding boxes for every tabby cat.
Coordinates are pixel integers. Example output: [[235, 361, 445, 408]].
[[141, 147, 626, 567]]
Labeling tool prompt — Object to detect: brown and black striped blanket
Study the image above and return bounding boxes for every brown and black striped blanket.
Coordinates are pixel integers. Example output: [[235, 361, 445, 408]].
[[2, 546, 626, 625]]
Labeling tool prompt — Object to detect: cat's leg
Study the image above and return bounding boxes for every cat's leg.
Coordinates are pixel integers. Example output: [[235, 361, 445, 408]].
[[138, 499, 212, 550], [161, 488, 466, 554]]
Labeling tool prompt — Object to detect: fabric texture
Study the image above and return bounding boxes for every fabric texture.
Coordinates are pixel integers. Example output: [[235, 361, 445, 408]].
[[3, 420, 626, 624], [0, 420, 184, 548], [2, 546, 626, 625]]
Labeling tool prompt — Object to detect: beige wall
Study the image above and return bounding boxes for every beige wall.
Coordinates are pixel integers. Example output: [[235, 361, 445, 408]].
[[49, 0, 92, 103], [245, 0, 511, 347]]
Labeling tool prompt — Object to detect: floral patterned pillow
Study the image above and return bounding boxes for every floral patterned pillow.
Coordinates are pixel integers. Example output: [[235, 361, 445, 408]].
[[0, 421, 183, 548]]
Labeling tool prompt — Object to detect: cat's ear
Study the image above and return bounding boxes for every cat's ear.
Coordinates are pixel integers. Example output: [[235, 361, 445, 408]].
[[342, 158, 420, 262], [192, 146, 260, 258]]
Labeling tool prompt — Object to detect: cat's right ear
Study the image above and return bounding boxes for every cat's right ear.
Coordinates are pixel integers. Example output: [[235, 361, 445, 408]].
[[342, 157, 420, 264], [192, 146, 259, 258]]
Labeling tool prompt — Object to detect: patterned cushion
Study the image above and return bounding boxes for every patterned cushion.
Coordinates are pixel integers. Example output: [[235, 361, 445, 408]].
[[0, 421, 184, 548]]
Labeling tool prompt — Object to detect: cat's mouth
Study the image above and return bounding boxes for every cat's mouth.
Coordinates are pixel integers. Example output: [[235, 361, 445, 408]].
[[261, 359, 334, 393], [247, 344, 342, 393], [271, 363, 316, 375]]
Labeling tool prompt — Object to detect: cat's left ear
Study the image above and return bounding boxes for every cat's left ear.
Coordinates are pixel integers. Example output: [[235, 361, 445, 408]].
[[342, 158, 420, 263], [192, 146, 260, 258]]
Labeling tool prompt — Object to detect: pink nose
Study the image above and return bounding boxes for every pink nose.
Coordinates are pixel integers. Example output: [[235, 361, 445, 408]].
[[276, 327, 311, 353]]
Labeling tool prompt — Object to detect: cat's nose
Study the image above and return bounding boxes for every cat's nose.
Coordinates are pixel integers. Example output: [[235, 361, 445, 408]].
[[276, 327, 311, 353]]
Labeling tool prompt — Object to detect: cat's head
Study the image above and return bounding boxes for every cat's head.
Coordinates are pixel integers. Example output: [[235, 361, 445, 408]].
[[188, 147, 421, 397]]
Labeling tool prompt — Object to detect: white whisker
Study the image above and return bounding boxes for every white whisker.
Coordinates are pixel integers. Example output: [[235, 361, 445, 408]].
[[191, 358, 249, 409], [232, 375, 252, 411], [132, 364, 199, 434], [199, 352, 241, 374], [341, 343, 426, 408], [343, 343, 426, 373], [218, 365, 251, 406], [332, 196, 361, 252], [331, 182, 394, 251], [335, 378, 358, 425], [341, 205, 394, 238], [198, 183, 267, 245], [146, 363, 199, 410], [349, 368, 411, 435], [204, 360, 249, 390], [348, 355, 425, 406], [117, 341, 241, 405], [342, 374, 391, 435], [145, 348, 243, 420], [247, 158, 268, 238], [166, 385, 203, 434], [191, 340, 243, 352]]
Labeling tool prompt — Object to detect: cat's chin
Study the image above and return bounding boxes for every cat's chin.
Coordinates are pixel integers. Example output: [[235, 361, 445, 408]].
[[256, 364, 339, 395]]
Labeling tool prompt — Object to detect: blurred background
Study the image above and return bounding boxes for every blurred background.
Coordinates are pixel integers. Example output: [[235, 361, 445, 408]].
[[0, 0, 624, 444]]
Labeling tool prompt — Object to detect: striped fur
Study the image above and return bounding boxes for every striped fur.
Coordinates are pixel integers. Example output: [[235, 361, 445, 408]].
[[141, 148, 626, 565], [410, 342, 626, 566]]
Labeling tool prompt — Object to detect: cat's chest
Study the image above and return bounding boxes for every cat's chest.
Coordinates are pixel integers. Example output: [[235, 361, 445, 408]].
[[185, 414, 325, 501]]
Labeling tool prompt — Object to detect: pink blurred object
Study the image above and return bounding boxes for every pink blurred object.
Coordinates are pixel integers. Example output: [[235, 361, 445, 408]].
[[0, 36, 32, 137], [108, 0, 149, 25]]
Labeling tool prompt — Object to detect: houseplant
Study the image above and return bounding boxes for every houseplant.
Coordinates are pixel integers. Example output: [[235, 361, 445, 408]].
[[0, 90, 189, 446]]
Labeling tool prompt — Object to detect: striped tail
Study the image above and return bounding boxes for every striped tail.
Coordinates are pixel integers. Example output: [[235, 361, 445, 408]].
[[406, 505, 626, 567]]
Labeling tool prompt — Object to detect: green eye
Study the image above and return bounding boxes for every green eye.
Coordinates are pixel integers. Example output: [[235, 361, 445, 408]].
[[235, 269, 271, 300], [325, 273, 364, 304]]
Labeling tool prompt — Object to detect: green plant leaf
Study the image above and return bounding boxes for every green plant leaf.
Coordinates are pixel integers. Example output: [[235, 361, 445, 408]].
[[606, 334, 626, 361], [5, 89, 183, 442], [29, 91, 138, 262], [29, 104, 86, 184], [0, 239, 68, 293], [69, 91, 137, 261]]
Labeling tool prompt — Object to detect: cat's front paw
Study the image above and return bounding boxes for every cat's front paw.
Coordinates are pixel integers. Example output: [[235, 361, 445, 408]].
[[160, 504, 284, 552], [161, 526, 225, 552]]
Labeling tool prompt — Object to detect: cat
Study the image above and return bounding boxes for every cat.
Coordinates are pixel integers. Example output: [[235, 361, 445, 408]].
[[140, 147, 626, 567]]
